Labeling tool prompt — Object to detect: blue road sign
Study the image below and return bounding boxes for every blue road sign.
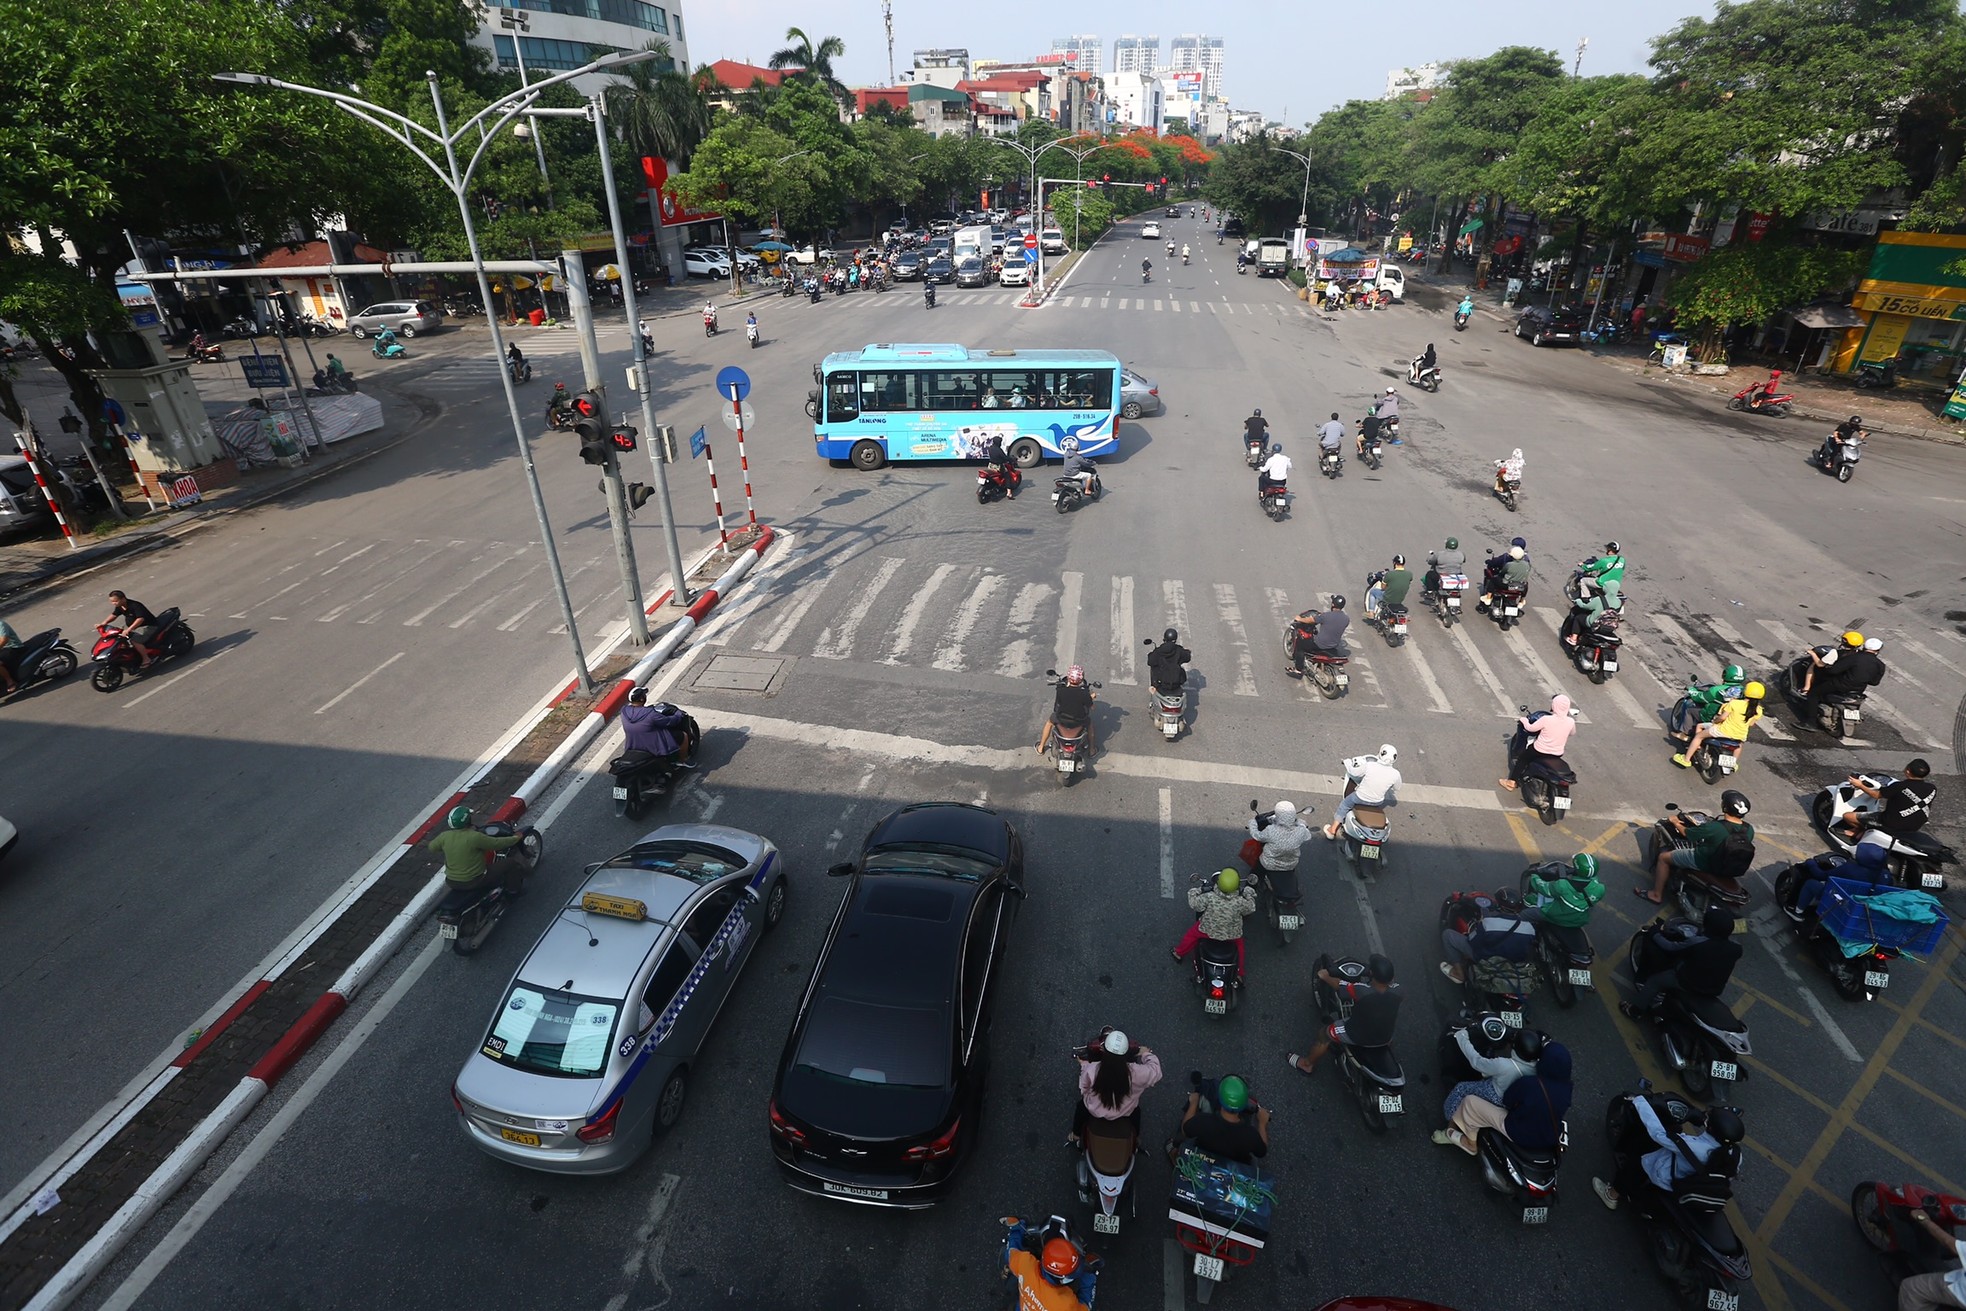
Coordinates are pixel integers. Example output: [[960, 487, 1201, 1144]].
[[239, 354, 289, 389], [689, 425, 707, 459], [714, 365, 751, 403], [1023, 247, 1039, 264]]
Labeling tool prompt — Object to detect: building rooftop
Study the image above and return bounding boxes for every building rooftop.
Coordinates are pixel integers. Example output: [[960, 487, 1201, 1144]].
[[708, 59, 795, 90]]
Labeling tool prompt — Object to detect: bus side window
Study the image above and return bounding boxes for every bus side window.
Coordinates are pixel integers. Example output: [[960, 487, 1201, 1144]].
[[1082, 371, 1113, 409], [825, 373, 858, 421]]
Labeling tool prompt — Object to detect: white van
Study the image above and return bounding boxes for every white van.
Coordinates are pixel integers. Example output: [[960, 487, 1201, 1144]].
[[1039, 228, 1067, 255]]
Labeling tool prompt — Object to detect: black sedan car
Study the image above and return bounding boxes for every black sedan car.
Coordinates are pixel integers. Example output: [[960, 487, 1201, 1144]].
[[1513, 304, 1586, 347], [954, 256, 989, 288], [768, 803, 1022, 1209], [892, 250, 924, 281], [923, 256, 955, 285]]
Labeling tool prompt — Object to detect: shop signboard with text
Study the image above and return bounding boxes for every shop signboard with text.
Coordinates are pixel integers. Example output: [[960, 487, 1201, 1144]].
[[642, 156, 721, 228]]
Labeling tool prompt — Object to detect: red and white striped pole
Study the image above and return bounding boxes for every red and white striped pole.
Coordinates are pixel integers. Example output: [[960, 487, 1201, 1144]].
[[14, 431, 79, 550], [110, 420, 159, 512], [728, 387, 757, 527], [697, 425, 729, 549]]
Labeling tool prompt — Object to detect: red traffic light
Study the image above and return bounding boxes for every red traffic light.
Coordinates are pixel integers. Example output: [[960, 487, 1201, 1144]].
[[572, 393, 602, 419], [1102, 174, 1110, 182], [1160, 176, 1168, 185]]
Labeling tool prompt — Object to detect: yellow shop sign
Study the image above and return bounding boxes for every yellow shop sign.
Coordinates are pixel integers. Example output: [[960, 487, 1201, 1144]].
[[1854, 291, 1966, 320]]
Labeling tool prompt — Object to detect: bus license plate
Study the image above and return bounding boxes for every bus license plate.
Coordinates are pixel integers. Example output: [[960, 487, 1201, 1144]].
[[1499, 1011, 1524, 1028], [1377, 1094, 1402, 1114], [1710, 1061, 1738, 1082], [439, 923, 458, 939], [1706, 1291, 1739, 1311], [1567, 968, 1594, 987], [1923, 871, 1945, 888], [1204, 998, 1228, 1014], [1864, 970, 1890, 989], [1194, 1255, 1226, 1282], [1277, 914, 1302, 930], [611, 786, 629, 800], [1522, 1206, 1549, 1225]]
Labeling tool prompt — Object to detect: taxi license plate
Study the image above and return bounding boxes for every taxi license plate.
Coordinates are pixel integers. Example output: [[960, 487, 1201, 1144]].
[[1567, 968, 1595, 987], [1864, 970, 1890, 988], [1377, 1094, 1402, 1114], [1361, 843, 1381, 860], [1499, 1011, 1524, 1028], [1710, 1061, 1739, 1082], [1923, 871, 1945, 889], [1092, 1213, 1121, 1234], [498, 1128, 541, 1147], [439, 923, 458, 939], [1277, 914, 1303, 930], [1194, 1255, 1226, 1282], [1707, 1291, 1739, 1311], [611, 786, 629, 800], [1522, 1206, 1550, 1225], [1204, 998, 1228, 1014], [822, 1182, 889, 1201], [1553, 794, 1572, 809]]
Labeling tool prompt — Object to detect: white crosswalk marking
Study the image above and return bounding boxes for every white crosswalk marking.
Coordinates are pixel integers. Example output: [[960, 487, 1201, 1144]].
[[883, 562, 954, 664], [1214, 583, 1258, 696], [754, 569, 832, 653], [1444, 621, 1517, 716], [1164, 579, 1189, 637], [932, 570, 1001, 671], [449, 562, 544, 630], [318, 541, 440, 622], [1346, 647, 1388, 707], [1500, 622, 1591, 718], [1531, 607, 1648, 729], [1758, 618, 1943, 749], [1055, 570, 1083, 669], [402, 546, 524, 627], [1701, 615, 1764, 663], [1900, 636, 1966, 680], [997, 581, 1055, 679], [1110, 576, 1137, 684], [1170, 300, 1182, 313], [813, 556, 902, 659]]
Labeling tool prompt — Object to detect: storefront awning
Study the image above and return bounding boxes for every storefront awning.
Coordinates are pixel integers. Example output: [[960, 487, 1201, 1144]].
[[1792, 305, 1866, 329], [1457, 218, 1484, 237]]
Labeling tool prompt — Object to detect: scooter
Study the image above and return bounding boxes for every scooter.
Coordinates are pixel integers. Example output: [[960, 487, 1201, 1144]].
[[1811, 431, 1863, 482], [1771, 860, 1901, 1001], [1282, 619, 1350, 699], [89, 609, 194, 692], [1440, 891, 1539, 1026], [1851, 1181, 1966, 1287], [1483, 570, 1528, 631], [1425, 571, 1470, 628], [1564, 605, 1623, 684], [1809, 772, 1957, 892], [1051, 468, 1101, 513], [1256, 478, 1289, 522], [1243, 433, 1266, 469], [545, 398, 577, 432], [1144, 645, 1189, 741], [1364, 572, 1408, 648], [1519, 868, 1597, 1008], [1778, 653, 1866, 738], [309, 368, 359, 395], [1339, 798, 1392, 879], [508, 358, 533, 384], [1187, 898, 1242, 1016], [1357, 427, 1384, 471], [703, 311, 718, 337], [1626, 919, 1753, 1097], [1182, 252, 1190, 265], [0, 627, 81, 698], [1606, 1084, 1753, 1307], [434, 823, 543, 956], [1647, 804, 1754, 925], [1407, 359, 1442, 391], [1244, 800, 1303, 942], [1728, 380, 1793, 416], [1042, 668, 1100, 785], [1509, 709, 1577, 825], [1318, 446, 1343, 479], [371, 335, 407, 360], [924, 284, 937, 307], [977, 459, 1022, 504], [1169, 1081, 1275, 1303], [186, 339, 225, 363], [1075, 1110, 1140, 1237], [1493, 465, 1522, 512], [746, 321, 761, 349], [1454, 303, 1473, 331], [1439, 1012, 1566, 1221], [608, 713, 700, 819], [1313, 954, 1406, 1133]]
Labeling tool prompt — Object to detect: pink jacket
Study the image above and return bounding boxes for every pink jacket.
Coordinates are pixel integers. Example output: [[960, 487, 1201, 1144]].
[[1521, 695, 1576, 754], [1078, 1051, 1164, 1118]]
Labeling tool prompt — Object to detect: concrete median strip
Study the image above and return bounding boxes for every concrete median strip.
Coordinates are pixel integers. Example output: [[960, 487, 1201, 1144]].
[[0, 528, 777, 1311]]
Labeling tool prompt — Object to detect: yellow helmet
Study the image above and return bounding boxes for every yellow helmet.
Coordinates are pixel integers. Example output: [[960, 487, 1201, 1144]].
[[1743, 680, 1766, 699], [1215, 868, 1241, 894], [1842, 630, 1864, 648]]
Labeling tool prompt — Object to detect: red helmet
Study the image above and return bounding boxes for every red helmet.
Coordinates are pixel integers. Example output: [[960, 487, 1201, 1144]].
[[1040, 1237, 1081, 1277], [1066, 664, 1086, 686]]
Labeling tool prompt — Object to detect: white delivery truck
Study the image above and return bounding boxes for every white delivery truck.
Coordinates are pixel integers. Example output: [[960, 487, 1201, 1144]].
[[1256, 238, 1291, 277], [952, 225, 992, 264]]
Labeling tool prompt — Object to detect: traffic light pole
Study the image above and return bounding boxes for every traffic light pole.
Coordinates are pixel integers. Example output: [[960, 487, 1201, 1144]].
[[562, 253, 650, 645]]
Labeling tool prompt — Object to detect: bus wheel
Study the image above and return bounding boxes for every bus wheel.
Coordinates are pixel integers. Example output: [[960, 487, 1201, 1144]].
[[1009, 438, 1042, 469], [849, 440, 886, 471]]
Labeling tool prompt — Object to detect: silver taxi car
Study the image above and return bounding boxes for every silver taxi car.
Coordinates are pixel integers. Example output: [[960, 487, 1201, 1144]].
[[452, 823, 786, 1174]]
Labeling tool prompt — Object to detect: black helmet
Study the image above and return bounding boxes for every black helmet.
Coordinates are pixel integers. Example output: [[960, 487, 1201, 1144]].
[[1392, 553, 1406, 566], [1706, 1106, 1745, 1144], [1367, 953, 1396, 984], [1848, 415, 1862, 425], [1330, 594, 1346, 609], [1269, 441, 1282, 455], [1513, 1028, 1545, 1062], [1720, 789, 1751, 817], [1253, 408, 1262, 417], [1494, 887, 1525, 913], [1702, 907, 1736, 938], [1163, 627, 1179, 643]]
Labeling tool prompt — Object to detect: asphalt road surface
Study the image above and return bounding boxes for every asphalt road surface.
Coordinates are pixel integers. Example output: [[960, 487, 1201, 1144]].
[[16, 212, 1966, 1311]]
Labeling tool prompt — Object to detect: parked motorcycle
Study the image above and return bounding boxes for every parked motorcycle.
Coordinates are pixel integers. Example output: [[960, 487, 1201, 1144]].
[[1778, 653, 1866, 738], [977, 459, 1022, 504], [89, 609, 194, 692], [1811, 430, 1863, 482], [1519, 867, 1597, 1008], [435, 823, 543, 956], [1051, 468, 1102, 514], [1310, 953, 1407, 1133], [1510, 708, 1577, 825], [1771, 859, 1902, 1002], [1042, 668, 1100, 785], [1851, 1180, 1966, 1287], [0, 627, 81, 698], [1605, 1084, 1753, 1307], [1647, 804, 1754, 925], [1809, 772, 1956, 892], [1282, 619, 1350, 699], [1627, 919, 1752, 1097]]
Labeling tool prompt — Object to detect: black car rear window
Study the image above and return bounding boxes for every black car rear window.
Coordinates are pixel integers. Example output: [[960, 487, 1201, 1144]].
[[796, 997, 949, 1088], [862, 845, 996, 880]]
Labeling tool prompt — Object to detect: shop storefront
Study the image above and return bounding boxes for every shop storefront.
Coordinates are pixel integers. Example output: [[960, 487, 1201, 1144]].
[[1833, 231, 1966, 384]]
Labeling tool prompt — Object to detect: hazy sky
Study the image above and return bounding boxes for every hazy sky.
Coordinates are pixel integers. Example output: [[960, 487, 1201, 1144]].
[[687, 1, 1720, 124]]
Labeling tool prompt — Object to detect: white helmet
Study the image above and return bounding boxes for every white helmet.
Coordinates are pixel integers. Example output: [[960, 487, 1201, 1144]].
[[1511, 447, 1523, 461], [1273, 800, 1298, 822], [1102, 1029, 1130, 1056], [1061, 436, 1080, 455], [1378, 743, 1398, 764]]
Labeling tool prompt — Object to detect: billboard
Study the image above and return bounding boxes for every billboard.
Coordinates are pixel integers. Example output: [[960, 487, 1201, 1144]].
[[641, 156, 722, 227]]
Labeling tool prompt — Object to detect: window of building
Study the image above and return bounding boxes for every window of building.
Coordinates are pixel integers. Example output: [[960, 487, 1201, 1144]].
[[490, 0, 667, 30], [493, 34, 625, 72]]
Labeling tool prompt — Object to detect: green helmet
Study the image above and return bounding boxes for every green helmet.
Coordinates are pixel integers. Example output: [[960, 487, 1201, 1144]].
[[1571, 852, 1598, 879], [446, 805, 473, 830], [1445, 536, 1459, 550], [1721, 664, 1745, 684], [1215, 868, 1241, 895], [1216, 1075, 1250, 1111]]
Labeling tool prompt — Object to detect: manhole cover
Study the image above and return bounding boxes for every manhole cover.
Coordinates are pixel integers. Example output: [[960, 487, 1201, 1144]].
[[694, 655, 784, 692]]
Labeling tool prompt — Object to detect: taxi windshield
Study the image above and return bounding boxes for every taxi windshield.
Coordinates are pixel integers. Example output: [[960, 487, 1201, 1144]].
[[482, 984, 620, 1078]]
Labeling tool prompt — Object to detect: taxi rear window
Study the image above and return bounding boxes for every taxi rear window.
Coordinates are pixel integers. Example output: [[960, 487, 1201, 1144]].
[[601, 840, 745, 884], [482, 984, 620, 1077]]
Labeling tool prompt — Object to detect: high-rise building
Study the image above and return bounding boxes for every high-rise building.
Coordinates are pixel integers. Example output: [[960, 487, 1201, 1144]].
[[471, 0, 689, 93], [1168, 34, 1224, 100], [1052, 34, 1102, 72], [1113, 35, 1160, 76], [1103, 71, 1163, 132]]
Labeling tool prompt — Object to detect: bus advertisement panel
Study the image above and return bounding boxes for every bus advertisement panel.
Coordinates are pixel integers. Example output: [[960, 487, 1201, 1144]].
[[810, 344, 1121, 470]]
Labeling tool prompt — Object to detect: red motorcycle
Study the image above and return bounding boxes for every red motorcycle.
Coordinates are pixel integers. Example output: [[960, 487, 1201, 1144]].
[[1728, 372, 1794, 416], [90, 609, 194, 692], [977, 459, 1022, 504], [1852, 1180, 1966, 1284]]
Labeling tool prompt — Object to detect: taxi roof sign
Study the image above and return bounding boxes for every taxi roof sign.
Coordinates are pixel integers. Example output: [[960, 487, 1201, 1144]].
[[581, 891, 648, 921]]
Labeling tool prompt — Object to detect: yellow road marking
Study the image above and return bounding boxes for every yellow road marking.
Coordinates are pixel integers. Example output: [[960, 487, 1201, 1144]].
[[1845, 1118, 1966, 1202], [1762, 1247, 1856, 1311], [1741, 1137, 1844, 1212], [1503, 810, 1540, 861], [1730, 981, 1809, 1028], [1875, 1000, 1966, 1056], [1749, 1061, 1837, 1117]]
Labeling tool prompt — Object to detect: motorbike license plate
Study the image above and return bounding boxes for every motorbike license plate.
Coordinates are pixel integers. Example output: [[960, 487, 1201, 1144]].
[[1360, 843, 1381, 860], [1393, 622, 1408, 634], [498, 1128, 541, 1147], [439, 923, 458, 939], [1092, 1213, 1121, 1235], [1522, 1206, 1550, 1225], [1706, 1291, 1739, 1311], [1335, 673, 1350, 687], [1567, 968, 1595, 987], [1553, 794, 1572, 810], [1277, 914, 1303, 930], [611, 786, 629, 800], [1057, 757, 1077, 773], [1864, 970, 1891, 989], [1204, 998, 1228, 1015], [822, 1182, 889, 1201], [1601, 659, 1618, 671], [1377, 1094, 1403, 1114], [1502, 605, 1520, 616], [1709, 1061, 1739, 1082], [1499, 1011, 1524, 1028], [1194, 1255, 1226, 1282], [1923, 871, 1945, 889], [1843, 709, 1861, 723]]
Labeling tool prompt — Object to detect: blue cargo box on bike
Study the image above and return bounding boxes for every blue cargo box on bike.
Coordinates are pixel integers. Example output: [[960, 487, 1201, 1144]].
[[1818, 879, 1948, 955], [1168, 1148, 1274, 1245]]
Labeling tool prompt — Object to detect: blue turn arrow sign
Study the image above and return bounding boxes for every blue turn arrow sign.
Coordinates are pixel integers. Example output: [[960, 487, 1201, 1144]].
[[714, 365, 751, 403]]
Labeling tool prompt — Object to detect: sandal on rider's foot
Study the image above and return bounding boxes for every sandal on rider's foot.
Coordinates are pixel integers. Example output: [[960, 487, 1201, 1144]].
[[1498, 779, 1517, 791], [1286, 1053, 1314, 1077], [1632, 887, 1663, 904], [1438, 962, 1464, 984], [1671, 753, 1692, 768]]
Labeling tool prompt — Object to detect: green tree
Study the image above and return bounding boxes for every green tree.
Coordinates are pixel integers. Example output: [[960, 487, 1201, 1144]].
[[669, 78, 862, 245], [767, 26, 850, 115], [1201, 132, 1310, 234], [1049, 186, 1115, 248], [1664, 243, 1864, 360], [605, 39, 714, 168]]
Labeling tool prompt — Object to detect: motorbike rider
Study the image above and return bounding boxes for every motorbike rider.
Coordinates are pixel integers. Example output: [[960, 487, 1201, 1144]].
[[1142, 257, 1153, 281], [1411, 342, 1438, 383], [1742, 367, 1784, 408], [702, 302, 718, 330], [1060, 436, 1098, 500], [1522, 853, 1606, 954], [1170, 1072, 1268, 1164], [1037, 663, 1097, 757], [1000, 1216, 1100, 1311], [1324, 744, 1401, 840], [1422, 537, 1466, 600], [505, 341, 526, 378], [1809, 634, 1887, 702], [1174, 867, 1257, 977], [1493, 446, 1525, 495], [1844, 758, 1937, 844], [1896, 1207, 1966, 1311], [1242, 408, 1270, 451], [425, 805, 528, 895], [1436, 1041, 1572, 1157], [1318, 412, 1345, 463], [1575, 540, 1626, 597], [1286, 595, 1349, 677], [1671, 663, 1746, 738], [1673, 681, 1765, 769], [1456, 293, 1475, 320], [1819, 415, 1867, 470], [325, 352, 348, 380], [102, 589, 161, 669], [1439, 888, 1538, 985], [1625, 904, 1745, 1016], [1366, 554, 1413, 624], [1378, 386, 1401, 431], [1236, 249, 1249, 271], [1501, 693, 1576, 792], [621, 687, 694, 767], [745, 310, 758, 337], [1798, 630, 1865, 697], [1642, 789, 1755, 905], [1288, 954, 1401, 1076], [1478, 544, 1531, 613], [374, 327, 400, 354], [1246, 798, 1314, 887], [1068, 1027, 1163, 1146], [1181, 243, 1191, 263], [1354, 405, 1383, 458], [1166, 239, 1176, 258], [1591, 1099, 1744, 1212], [1257, 441, 1292, 496], [1790, 841, 1892, 916], [1561, 574, 1622, 648], [1440, 1016, 1540, 1122], [1147, 627, 1191, 693]]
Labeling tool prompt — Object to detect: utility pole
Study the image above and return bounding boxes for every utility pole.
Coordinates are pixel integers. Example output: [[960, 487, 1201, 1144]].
[[563, 254, 649, 644], [883, 0, 896, 85], [1574, 37, 1589, 79]]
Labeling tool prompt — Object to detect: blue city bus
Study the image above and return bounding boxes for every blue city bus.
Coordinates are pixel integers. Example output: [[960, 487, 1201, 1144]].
[[809, 344, 1122, 471]]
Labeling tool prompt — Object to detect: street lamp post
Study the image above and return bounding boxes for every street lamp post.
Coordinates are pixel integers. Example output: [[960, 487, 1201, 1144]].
[[488, 5, 553, 191], [1268, 144, 1314, 278], [215, 51, 663, 692], [768, 148, 815, 275]]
